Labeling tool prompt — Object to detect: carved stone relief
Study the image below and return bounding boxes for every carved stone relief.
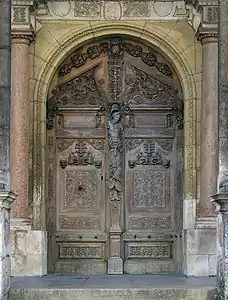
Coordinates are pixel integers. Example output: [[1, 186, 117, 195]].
[[123, 1, 150, 17], [204, 6, 218, 24], [36, 1, 190, 20], [74, 1, 102, 17], [12, 7, 26, 23], [103, 1, 122, 20]]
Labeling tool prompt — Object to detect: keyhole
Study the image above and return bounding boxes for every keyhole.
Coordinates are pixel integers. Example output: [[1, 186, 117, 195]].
[[101, 176, 104, 180], [78, 185, 83, 191]]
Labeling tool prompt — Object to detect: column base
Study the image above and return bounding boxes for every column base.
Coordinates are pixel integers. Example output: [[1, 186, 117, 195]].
[[0, 190, 16, 300], [10, 219, 47, 276], [108, 257, 123, 275]]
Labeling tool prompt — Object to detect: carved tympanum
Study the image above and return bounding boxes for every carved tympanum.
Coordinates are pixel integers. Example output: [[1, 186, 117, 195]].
[[128, 141, 170, 169], [46, 67, 103, 129], [60, 141, 102, 169], [58, 37, 172, 78], [124, 67, 183, 129]]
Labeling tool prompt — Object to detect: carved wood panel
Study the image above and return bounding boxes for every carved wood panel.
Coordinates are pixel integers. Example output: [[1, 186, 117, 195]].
[[46, 37, 183, 275]]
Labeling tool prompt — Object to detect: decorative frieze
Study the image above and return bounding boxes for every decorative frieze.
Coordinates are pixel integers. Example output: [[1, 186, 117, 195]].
[[36, 1, 189, 20], [12, 0, 36, 32]]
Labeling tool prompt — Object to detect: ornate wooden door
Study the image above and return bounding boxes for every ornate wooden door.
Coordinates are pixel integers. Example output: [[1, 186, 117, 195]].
[[46, 37, 183, 275]]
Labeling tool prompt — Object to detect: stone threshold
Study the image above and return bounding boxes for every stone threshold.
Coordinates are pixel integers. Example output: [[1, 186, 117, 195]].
[[9, 275, 217, 300], [10, 275, 216, 289]]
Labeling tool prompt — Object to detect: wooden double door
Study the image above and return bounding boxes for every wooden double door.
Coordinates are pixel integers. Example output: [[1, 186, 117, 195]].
[[46, 37, 183, 275]]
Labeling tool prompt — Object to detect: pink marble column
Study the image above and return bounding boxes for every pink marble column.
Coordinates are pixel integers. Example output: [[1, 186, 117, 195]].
[[198, 32, 218, 216], [11, 35, 32, 221]]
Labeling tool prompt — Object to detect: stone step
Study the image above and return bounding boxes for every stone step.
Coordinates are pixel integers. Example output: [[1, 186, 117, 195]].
[[9, 275, 216, 300]]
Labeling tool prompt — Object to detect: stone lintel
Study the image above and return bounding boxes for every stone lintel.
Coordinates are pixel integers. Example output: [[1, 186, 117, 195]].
[[211, 194, 228, 212], [0, 190, 16, 209]]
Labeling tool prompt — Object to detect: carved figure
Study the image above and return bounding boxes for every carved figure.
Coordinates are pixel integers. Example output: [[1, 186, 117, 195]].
[[108, 103, 123, 144]]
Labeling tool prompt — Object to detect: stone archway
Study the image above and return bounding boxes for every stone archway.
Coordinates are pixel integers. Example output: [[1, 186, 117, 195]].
[[32, 22, 197, 276], [45, 36, 184, 275]]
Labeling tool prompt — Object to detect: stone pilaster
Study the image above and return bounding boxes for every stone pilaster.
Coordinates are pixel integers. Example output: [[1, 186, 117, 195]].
[[211, 0, 228, 299], [197, 25, 218, 217], [0, 0, 12, 190], [11, 0, 35, 222], [10, 32, 34, 222]]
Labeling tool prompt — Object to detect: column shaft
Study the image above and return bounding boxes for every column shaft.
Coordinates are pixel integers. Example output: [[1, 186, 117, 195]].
[[11, 37, 30, 219], [199, 35, 218, 216], [218, 0, 228, 192], [0, 0, 11, 190]]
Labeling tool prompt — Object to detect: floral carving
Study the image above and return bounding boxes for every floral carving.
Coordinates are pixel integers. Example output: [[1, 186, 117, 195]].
[[46, 67, 104, 129], [74, 1, 102, 18], [128, 141, 170, 169], [59, 43, 108, 77], [123, 1, 150, 17], [58, 38, 172, 78], [60, 141, 102, 169], [13, 7, 26, 23]]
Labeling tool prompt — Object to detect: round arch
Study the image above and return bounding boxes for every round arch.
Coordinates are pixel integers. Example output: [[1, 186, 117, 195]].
[[32, 22, 196, 230]]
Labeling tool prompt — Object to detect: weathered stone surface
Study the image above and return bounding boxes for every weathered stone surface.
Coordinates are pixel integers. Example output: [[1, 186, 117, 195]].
[[0, 0, 11, 189], [10, 227, 47, 276], [0, 191, 16, 300]]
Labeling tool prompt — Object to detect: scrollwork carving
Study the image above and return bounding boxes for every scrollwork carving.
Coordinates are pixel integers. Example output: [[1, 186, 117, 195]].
[[60, 141, 102, 169], [46, 67, 104, 129], [58, 37, 172, 78], [128, 141, 170, 169], [59, 43, 108, 77]]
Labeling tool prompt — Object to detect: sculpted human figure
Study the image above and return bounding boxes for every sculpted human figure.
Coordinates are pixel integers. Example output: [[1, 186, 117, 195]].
[[108, 103, 123, 144]]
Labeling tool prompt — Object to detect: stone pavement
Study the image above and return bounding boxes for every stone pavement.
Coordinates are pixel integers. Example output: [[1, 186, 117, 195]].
[[9, 275, 216, 300]]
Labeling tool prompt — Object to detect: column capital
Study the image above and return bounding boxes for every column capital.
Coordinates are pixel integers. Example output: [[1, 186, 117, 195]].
[[0, 190, 16, 210], [11, 0, 37, 39], [211, 194, 228, 213], [11, 30, 35, 44], [196, 24, 218, 43]]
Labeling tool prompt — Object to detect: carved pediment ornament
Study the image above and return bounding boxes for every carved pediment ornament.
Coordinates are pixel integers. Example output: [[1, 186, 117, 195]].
[[46, 67, 103, 130], [58, 37, 172, 78], [60, 141, 102, 169], [128, 141, 170, 169]]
